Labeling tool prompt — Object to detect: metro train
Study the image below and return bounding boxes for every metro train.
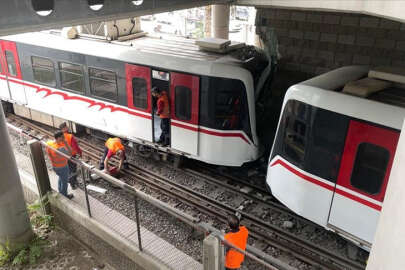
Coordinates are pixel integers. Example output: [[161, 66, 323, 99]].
[[0, 31, 271, 166], [266, 66, 405, 250]]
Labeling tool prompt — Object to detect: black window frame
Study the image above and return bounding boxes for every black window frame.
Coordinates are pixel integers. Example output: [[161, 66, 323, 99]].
[[59, 61, 85, 93], [88, 67, 118, 102], [31, 56, 56, 87], [132, 77, 148, 110], [271, 99, 349, 183], [174, 85, 192, 121], [350, 142, 390, 195], [5, 50, 17, 77], [199, 76, 252, 139]]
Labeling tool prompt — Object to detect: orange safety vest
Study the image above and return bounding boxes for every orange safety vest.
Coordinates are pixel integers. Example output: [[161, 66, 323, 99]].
[[64, 132, 77, 156], [105, 137, 124, 155], [158, 92, 170, 119], [224, 226, 249, 269], [46, 141, 69, 168]]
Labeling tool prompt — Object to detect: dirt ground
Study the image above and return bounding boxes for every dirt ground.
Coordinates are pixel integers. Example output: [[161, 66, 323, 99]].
[[0, 226, 114, 270]]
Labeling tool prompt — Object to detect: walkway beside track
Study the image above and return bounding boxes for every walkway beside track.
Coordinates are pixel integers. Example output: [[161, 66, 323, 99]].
[[13, 145, 202, 270]]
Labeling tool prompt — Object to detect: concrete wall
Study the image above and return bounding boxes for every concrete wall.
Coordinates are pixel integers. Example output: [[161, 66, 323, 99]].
[[366, 120, 405, 270], [255, 8, 405, 77]]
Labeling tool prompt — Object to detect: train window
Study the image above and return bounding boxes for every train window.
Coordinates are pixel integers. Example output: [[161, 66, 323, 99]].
[[59, 62, 84, 93], [5, 51, 17, 77], [32, 56, 56, 86], [200, 77, 251, 137], [283, 101, 308, 165], [132, 77, 148, 109], [306, 109, 349, 182], [89, 67, 117, 101], [152, 70, 169, 81], [351, 143, 389, 194], [175, 86, 191, 121]]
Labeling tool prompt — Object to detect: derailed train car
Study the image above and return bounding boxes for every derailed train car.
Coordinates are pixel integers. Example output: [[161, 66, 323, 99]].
[[0, 31, 270, 166], [267, 66, 405, 249]]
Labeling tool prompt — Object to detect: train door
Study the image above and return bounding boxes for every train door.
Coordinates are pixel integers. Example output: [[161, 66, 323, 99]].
[[125, 64, 153, 142], [327, 120, 399, 245], [170, 72, 199, 155], [0, 41, 11, 101], [0, 40, 25, 104]]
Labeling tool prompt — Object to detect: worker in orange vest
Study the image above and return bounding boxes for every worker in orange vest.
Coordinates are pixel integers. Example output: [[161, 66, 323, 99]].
[[46, 131, 73, 199], [224, 214, 249, 270], [59, 122, 82, 190], [152, 88, 170, 146], [99, 137, 126, 174]]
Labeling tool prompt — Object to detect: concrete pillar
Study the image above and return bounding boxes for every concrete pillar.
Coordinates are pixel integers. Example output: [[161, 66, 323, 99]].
[[204, 5, 212, 38], [366, 120, 405, 270], [212, 4, 230, 39], [0, 103, 33, 246], [203, 234, 224, 270]]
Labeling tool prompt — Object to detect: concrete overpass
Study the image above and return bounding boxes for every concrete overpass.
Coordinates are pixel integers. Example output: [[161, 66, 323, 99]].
[[236, 0, 405, 23]]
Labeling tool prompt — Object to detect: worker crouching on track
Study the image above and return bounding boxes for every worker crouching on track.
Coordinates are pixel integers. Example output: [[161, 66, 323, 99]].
[[99, 137, 126, 175], [59, 122, 82, 190], [46, 131, 73, 199], [224, 214, 249, 270], [152, 88, 170, 146]]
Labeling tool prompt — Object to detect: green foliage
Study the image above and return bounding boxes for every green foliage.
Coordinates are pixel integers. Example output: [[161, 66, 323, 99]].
[[12, 249, 28, 266], [0, 201, 53, 266], [29, 243, 42, 265], [0, 241, 11, 266], [28, 200, 54, 229]]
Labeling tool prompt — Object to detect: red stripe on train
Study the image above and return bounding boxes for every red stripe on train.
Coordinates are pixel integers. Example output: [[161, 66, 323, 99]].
[[171, 121, 251, 144], [270, 159, 382, 211]]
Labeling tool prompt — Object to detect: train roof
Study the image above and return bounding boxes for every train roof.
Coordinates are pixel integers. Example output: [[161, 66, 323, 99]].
[[286, 66, 405, 130], [2, 31, 255, 79]]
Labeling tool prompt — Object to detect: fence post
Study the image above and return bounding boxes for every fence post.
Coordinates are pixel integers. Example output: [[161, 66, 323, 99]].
[[203, 234, 224, 270], [134, 195, 143, 251], [28, 139, 51, 215], [81, 167, 92, 217]]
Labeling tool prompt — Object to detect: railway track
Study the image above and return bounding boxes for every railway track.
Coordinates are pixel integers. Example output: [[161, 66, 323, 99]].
[[6, 114, 366, 270]]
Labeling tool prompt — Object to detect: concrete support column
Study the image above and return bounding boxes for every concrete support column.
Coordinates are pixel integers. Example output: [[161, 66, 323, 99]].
[[212, 4, 230, 39], [0, 103, 33, 246], [204, 5, 212, 38], [366, 120, 405, 269]]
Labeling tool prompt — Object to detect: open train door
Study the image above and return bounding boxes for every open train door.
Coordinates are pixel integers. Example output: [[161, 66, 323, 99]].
[[327, 120, 399, 246], [125, 64, 153, 142], [0, 40, 25, 104], [170, 72, 199, 155]]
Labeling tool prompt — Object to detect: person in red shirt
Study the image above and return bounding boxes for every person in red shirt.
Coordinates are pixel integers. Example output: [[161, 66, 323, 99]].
[[152, 88, 170, 146], [59, 122, 82, 190], [224, 214, 249, 270]]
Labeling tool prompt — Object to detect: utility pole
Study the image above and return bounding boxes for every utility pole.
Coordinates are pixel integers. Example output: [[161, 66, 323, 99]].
[[0, 103, 33, 246]]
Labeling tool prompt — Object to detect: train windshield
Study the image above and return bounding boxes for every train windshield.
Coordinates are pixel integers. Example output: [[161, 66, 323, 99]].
[[200, 76, 251, 139], [272, 100, 349, 183]]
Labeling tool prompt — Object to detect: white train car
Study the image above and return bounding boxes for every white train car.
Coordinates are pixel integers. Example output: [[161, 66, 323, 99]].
[[267, 66, 405, 249], [0, 31, 270, 166]]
